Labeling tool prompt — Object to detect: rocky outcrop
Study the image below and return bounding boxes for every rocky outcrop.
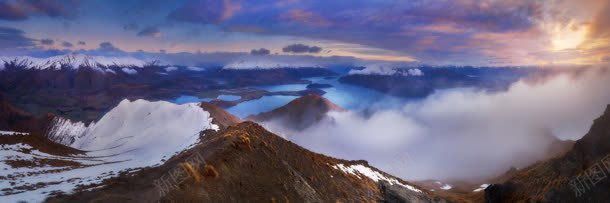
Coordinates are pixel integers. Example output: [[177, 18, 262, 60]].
[[247, 94, 344, 130], [199, 102, 241, 129]]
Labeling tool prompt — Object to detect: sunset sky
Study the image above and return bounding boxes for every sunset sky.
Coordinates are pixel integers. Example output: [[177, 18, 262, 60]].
[[0, 0, 609, 66]]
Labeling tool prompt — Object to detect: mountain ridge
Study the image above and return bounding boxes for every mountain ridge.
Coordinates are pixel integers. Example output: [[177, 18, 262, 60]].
[[46, 121, 444, 202], [0, 53, 152, 72]]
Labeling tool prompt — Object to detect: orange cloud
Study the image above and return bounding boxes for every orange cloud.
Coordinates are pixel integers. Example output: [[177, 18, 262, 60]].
[[417, 24, 465, 34], [284, 9, 331, 27], [221, 0, 241, 21]]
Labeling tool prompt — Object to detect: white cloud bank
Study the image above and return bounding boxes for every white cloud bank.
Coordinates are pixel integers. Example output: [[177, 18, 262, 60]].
[[284, 67, 610, 181]]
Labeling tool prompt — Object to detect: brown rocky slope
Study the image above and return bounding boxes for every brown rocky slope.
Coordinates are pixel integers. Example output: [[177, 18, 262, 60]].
[[247, 94, 344, 130], [485, 104, 610, 202]]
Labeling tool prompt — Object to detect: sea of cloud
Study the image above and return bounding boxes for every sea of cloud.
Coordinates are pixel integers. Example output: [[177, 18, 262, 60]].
[[267, 66, 610, 181]]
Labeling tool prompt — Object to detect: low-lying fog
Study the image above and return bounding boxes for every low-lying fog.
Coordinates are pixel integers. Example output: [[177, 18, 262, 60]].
[[263, 66, 610, 182]]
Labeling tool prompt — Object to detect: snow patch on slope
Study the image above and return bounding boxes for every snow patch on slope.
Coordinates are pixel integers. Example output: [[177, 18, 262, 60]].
[[0, 142, 110, 202], [332, 164, 422, 193], [0, 130, 29, 135], [473, 184, 489, 192], [436, 181, 452, 190], [46, 117, 89, 146]]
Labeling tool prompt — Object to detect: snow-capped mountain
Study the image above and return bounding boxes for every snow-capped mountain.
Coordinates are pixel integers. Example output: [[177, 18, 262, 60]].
[[0, 53, 148, 72], [224, 58, 323, 69], [48, 99, 218, 154], [1, 99, 218, 202], [349, 64, 424, 76]]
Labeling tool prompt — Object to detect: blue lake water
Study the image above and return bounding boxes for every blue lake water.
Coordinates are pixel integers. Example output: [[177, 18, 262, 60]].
[[257, 84, 308, 92], [300, 77, 407, 110], [173, 95, 213, 104], [226, 95, 298, 118], [172, 76, 409, 118], [217, 94, 241, 101]]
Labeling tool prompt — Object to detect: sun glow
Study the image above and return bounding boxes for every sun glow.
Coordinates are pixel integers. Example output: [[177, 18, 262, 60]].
[[550, 22, 588, 51]]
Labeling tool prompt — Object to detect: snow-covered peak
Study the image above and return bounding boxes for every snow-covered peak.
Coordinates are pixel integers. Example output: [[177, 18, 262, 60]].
[[73, 99, 218, 152], [48, 99, 218, 154], [0, 53, 147, 72], [5, 99, 218, 202], [349, 64, 424, 76]]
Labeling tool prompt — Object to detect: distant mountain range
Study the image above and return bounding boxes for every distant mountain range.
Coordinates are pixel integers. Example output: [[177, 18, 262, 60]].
[[0, 53, 151, 72], [340, 66, 538, 98], [0, 54, 337, 122], [0, 53, 340, 72]]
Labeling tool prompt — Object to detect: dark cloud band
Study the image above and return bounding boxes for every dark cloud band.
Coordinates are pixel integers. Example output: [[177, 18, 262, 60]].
[[0, 26, 36, 49], [250, 48, 270, 55], [282, 44, 322, 54]]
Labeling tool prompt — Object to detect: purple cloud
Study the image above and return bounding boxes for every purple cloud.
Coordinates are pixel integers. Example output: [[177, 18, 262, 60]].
[[167, 0, 543, 64], [0, 0, 79, 21], [168, 0, 240, 24]]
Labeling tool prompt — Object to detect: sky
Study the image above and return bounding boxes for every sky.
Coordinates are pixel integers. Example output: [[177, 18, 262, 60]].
[[0, 0, 609, 66]]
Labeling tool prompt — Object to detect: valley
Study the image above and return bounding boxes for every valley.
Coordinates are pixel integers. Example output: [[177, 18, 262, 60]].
[[1, 1, 609, 201]]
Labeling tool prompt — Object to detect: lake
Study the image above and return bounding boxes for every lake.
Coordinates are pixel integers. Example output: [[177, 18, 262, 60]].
[[172, 77, 409, 118], [173, 95, 213, 104], [226, 95, 298, 118]]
